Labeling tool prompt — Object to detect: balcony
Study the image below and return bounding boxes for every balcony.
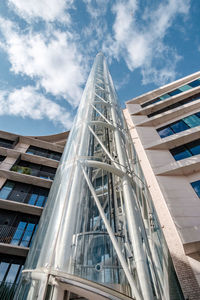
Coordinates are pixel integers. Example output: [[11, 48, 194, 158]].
[[26, 145, 62, 161], [0, 222, 37, 248], [0, 180, 49, 208], [11, 161, 56, 181]]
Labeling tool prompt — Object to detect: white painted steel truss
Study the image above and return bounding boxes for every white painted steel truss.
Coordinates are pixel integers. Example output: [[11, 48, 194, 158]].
[[14, 53, 184, 300]]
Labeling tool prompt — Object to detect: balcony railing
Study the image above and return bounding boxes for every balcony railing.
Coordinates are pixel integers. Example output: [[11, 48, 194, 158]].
[[0, 224, 36, 247], [0, 282, 18, 300], [2, 191, 47, 207]]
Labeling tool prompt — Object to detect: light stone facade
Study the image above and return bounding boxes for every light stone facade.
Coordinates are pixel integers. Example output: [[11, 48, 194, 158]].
[[124, 71, 200, 299]]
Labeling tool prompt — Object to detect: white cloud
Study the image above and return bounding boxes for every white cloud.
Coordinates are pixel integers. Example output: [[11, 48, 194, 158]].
[[103, 0, 190, 85], [8, 0, 74, 23], [0, 86, 73, 129], [0, 17, 85, 107]]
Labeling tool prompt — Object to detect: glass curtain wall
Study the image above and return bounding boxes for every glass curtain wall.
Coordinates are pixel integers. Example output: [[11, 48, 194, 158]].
[[15, 53, 183, 300]]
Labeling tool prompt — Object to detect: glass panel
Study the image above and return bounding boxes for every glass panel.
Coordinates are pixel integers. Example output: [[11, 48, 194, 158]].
[[189, 79, 200, 88], [11, 222, 27, 245], [20, 223, 35, 247], [0, 181, 15, 199], [170, 146, 191, 161], [191, 180, 200, 198], [5, 264, 20, 283], [157, 126, 174, 138], [168, 89, 182, 96], [178, 84, 192, 92], [36, 195, 45, 207], [195, 112, 200, 118], [170, 120, 189, 133], [28, 194, 37, 205], [159, 94, 170, 100], [0, 262, 9, 281], [187, 139, 200, 156], [183, 115, 200, 128]]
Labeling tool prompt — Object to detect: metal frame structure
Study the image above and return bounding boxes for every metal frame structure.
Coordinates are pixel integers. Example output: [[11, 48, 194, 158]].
[[14, 53, 183, 300]]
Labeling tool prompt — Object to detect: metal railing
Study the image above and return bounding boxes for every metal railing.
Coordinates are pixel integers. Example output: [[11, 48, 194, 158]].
[[4, 191, 47, 207], [0, 224, 35, 247], [0, 282, 18, 300]]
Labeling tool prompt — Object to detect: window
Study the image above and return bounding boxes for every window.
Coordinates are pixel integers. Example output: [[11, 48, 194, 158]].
[[0, 138, 13, 149], [0, 210, 39, 246], [189, 79, 200, 88], [0, 155, 5, 163], [157, 112, 200, 138], [170, 145, 191, 161], [141, 77, 200, 108], [148, 93, 200, 118], [11, 161, 56, 180], [168, 89, 182, 96], [170, 139, 200, 161], [0, 254, 24, 286], [26, 146, 62, 161], [0, 180, 49, 207], [191, 180, 200, 198], [170, 120, 189, 133]]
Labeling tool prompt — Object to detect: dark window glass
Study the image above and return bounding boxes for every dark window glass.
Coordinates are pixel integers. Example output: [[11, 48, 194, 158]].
[[0, 180, 49, 207], [159, 94, 170, 100], [187, 139, 200, 156], [0, 138, 13, 149], [170, 146, 191, 161], [191, 180, 200, 198], [148, 93, 200, 118], [0, 155, 5, 162], [141, 78, 200, 108], [183, 115, 200, 128], [189, 79, 200, 88], [0, 210, 39, 246], [0, 181, 15, 199], [170, 120, 189, 133], [157, 126, 174, 138], [26, 146, 61, 161], [195, 112, 200, 118], [168, 89, 182, 96]]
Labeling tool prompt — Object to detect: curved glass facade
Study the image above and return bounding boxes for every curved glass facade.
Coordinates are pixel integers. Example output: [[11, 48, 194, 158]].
[[14, 53, 183, 300]]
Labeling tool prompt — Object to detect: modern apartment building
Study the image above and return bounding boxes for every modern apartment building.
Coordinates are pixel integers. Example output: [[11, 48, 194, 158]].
[[124, 71, 200, 299], [0, 130, 69, 298]]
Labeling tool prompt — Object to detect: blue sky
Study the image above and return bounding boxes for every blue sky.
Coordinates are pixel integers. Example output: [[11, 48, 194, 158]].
[[0, 0, 199, 136]]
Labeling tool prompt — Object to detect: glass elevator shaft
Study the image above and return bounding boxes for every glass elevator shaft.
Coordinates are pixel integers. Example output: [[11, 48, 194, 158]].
[[14, 53, 184, 300]]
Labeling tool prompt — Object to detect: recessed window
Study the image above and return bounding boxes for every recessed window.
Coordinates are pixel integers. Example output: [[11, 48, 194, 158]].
[[191, 180, 200, 198], [157, 126, 174, 138], [189, 79, 200, 88], [170, 120, 189, 133], [147, 93, 200, 118], [157, 112, 200, 138], [170, 146, 191, 161], [168, 89, 182, 96], [26, 145, 62, 161], [141, 77, 200, 108], [0, 180, 49, 207], [179, 84, 192, 92], [170, 139, 200, 161]]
